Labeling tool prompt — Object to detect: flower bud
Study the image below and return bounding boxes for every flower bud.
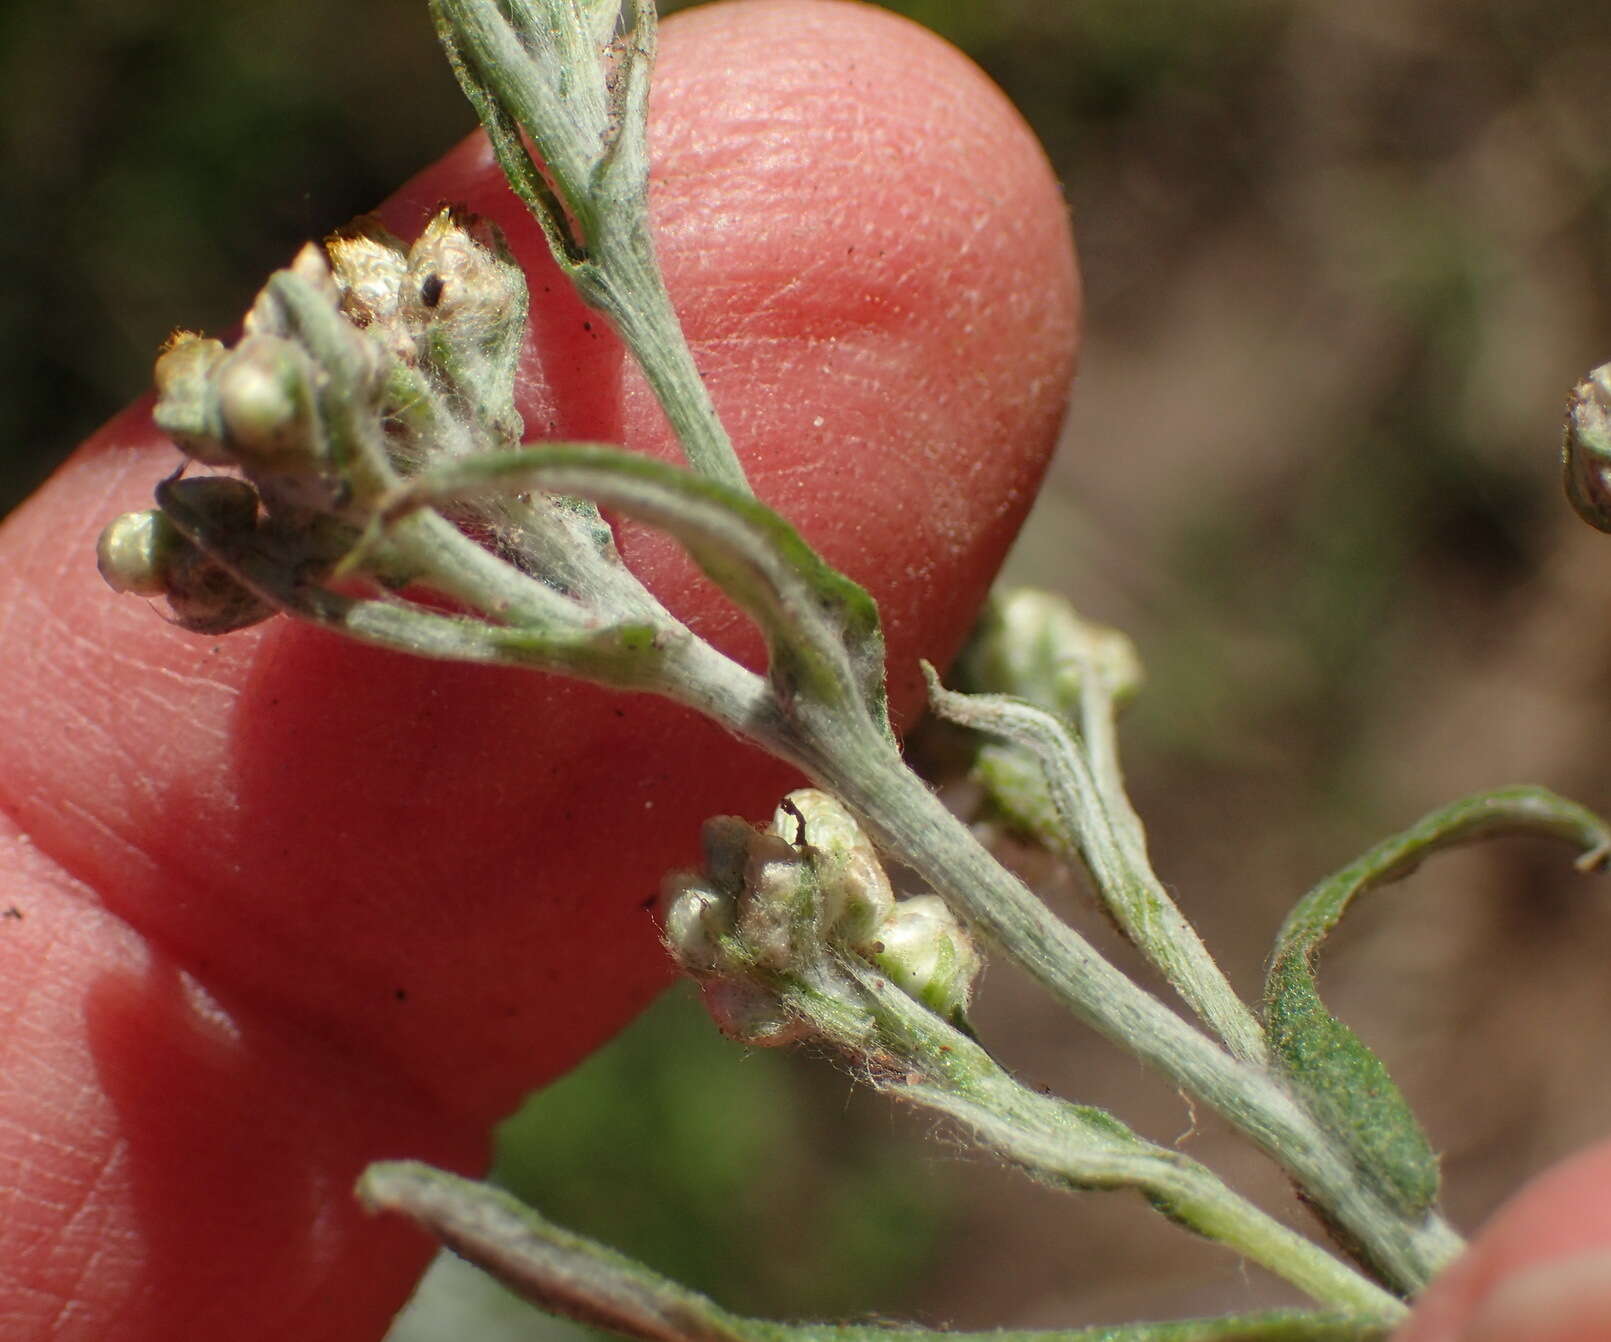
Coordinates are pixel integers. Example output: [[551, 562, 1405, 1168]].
[[402, 208, 527, 443], [97, 509, 185, 596], [867, 895, 982, 1020], [960, 589, 1142, 714], [99, 479, 271, 635], [96, 478, 261, 608], [328, 224, 409, 329], [736, 831, 812, 969], [699, 979, 808, 1048], [244, 243, 342, 335], [216, 336, 319, 466], [402, 208, 524, 341], [152, 333, 230, 464], [699, 815, 757, 898], [766, 790, 894, 947], [659, 870, 733, 974]]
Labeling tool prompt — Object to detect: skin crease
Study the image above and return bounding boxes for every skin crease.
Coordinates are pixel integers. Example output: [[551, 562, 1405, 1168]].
[[0, 2, 1077, 1338]]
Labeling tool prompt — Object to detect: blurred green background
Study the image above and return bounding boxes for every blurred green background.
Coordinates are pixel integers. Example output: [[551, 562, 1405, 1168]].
[[10, 0, 1611, 1333]]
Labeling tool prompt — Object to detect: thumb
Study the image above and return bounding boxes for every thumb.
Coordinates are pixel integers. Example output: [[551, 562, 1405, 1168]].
[[1396, 1138, 1611, 1342], [0, 2, 1077, 1339]]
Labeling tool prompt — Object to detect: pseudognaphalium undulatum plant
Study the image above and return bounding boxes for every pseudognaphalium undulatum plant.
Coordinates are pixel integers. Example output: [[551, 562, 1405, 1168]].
[[95, 1, 1611, 1339]]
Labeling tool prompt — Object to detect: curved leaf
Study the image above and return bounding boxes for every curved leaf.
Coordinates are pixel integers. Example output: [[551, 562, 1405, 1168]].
[[1264, 785, 1611, 1218], [361, 1162, 1388, 1342], [380, 445, 893, 740]]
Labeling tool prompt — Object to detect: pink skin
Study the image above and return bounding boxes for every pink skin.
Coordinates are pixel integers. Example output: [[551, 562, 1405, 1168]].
[[0, 2, 1077, 1337], [1394, 1141, 1611, 1342]]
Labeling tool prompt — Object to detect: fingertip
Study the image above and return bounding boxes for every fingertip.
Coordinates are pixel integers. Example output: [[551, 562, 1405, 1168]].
[[0, 0, 1077, 1166], [1398, 1141, 1611, 1342], [0, 819, 479, 1339], [643, 0, 1080, 699]]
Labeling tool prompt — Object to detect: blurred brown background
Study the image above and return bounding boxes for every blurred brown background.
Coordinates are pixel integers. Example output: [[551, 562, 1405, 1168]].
[[8, 0, 1611, 1333]]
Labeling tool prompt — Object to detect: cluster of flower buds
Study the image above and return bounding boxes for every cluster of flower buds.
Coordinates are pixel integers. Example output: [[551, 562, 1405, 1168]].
[[957, 587, 1143, 716], [96, 208, 529, 633], [661, 789, 983, 1046]]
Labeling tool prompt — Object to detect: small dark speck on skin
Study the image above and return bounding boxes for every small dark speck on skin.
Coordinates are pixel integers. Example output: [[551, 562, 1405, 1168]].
[[639, 893, 656, 911], [393, 987, 408, 1003], [1, 906, 22, 921], [421, 273, 446, 308], [582, 320, 592, 332]]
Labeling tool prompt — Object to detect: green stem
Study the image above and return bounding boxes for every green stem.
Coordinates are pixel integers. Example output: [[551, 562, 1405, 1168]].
[[767, 722, 1461, 1297], [1076, 667, 1269, 1065], [930, 673, 1267, 1066], [428, 0, 752, 495], [314, 444, 1461, 1294], [362, 1162, 1390, 1342], [815, 959, 1403, 1321], [579, 225, 753, 496]]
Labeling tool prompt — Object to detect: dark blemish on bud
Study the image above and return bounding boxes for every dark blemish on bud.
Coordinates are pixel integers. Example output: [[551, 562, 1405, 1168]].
[[1, 906, 22, 921], [870, 940, 886, 955], [780, 796, 808, 847], [421, 273, 446, 308]]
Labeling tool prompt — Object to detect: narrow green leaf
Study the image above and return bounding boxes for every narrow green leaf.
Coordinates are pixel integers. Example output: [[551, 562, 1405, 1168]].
[[1264, 785, 1611, 1218], [380, 445, 894, 738], [912, 1317, 1389, 1342], [361, 1161, 1386, 1342], [360, 1161, 756, 1342], [428, 0, 594, 264]]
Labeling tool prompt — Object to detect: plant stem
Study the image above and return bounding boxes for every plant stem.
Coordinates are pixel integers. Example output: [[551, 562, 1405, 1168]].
[[818, 959, 1404, 1321], [579, 224, 752, 496], [430, 0, 752, 495], [363, 1162, 1392, 1342], [765, 720, 1462, 1297], [930, 674, 1268, 1066]]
